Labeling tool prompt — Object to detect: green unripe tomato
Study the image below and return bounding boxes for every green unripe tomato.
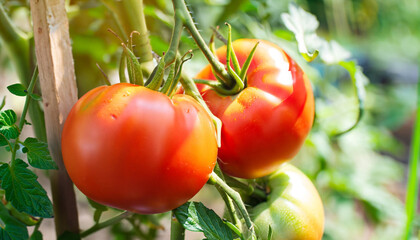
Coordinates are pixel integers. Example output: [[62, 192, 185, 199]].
[[251, 164, 324, 240]]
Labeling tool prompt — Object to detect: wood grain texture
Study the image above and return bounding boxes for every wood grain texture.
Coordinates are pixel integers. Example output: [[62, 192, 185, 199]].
[[30, 0, 80, 236]]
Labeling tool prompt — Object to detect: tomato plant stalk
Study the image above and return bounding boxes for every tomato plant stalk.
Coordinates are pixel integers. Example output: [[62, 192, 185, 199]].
[[208, 172, 257, 240], [8, 67, 38, 164], [102, 0, 153, 64], [170, 212, 186, 240], [213, 166, 243, 230], [172, 0, 234, 88], [80, 211, 132, 238]]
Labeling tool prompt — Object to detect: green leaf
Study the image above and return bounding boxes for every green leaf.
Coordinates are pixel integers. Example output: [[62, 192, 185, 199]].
[[281, 3, 319, 61], [1, 160, 54, 218], [0, 96, 5, 111], [7, 84, 27, 97], [30, 93, 42, 101], [267, 225, 273, 240], [0, 163, 8, 179], [30, 230, 43, 240], [0, 134, 9, 147], [174, 202, 234, 240], [22, 138, 58, 170], [0, 110, 19, 140], [281, 3, 351, 64], [334, 60, 368, 135], [0, 203, 29, 240]]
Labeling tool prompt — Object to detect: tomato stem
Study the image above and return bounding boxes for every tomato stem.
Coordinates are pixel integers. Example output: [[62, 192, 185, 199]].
[[80, 211, 132, 238], [172, 0, 235, 88], [10, 67, 39, 163], [164, 10, 184, 67], [213, 166, 243, 230], [208, 172, 257, 240], [18, 66, 39, 132], [222, 174, 267, 200], [208, 31, 233, 92], [193, 79, 232, 95], [170, 212, 186, 240]]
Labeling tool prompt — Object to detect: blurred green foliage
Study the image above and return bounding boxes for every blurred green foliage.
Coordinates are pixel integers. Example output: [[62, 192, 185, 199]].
[[0, 0, 418, 239]]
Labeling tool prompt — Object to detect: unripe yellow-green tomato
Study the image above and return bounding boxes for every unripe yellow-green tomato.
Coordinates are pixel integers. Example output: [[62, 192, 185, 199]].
[[251, 164, 324, 240]]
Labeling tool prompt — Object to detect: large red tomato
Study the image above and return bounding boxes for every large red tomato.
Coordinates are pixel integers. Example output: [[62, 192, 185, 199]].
[[61, 83, 217, 214], [196, 39, 314, 179]]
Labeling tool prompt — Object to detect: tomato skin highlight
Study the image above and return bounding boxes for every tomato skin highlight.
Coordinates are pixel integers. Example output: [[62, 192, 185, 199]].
[[61, 83, 217, 214], [251, 164, 324, 240], [196, 39, 315, 179]]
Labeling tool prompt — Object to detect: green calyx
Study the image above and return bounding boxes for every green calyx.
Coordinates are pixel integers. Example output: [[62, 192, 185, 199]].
[[194, 23, 260, 96]]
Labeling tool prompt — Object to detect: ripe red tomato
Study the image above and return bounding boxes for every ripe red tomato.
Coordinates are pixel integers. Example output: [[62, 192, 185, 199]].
[[196, 39, 314, 179], [61, 83, 217, 214], [251, 164, 324, 240]]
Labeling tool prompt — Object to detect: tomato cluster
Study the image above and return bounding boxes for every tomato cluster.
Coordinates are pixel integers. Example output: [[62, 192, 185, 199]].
[[61, 39, 323, 239]]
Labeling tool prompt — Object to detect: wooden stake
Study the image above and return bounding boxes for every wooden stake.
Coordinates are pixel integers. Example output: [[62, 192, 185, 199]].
[[30, 0, 80, 236]]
